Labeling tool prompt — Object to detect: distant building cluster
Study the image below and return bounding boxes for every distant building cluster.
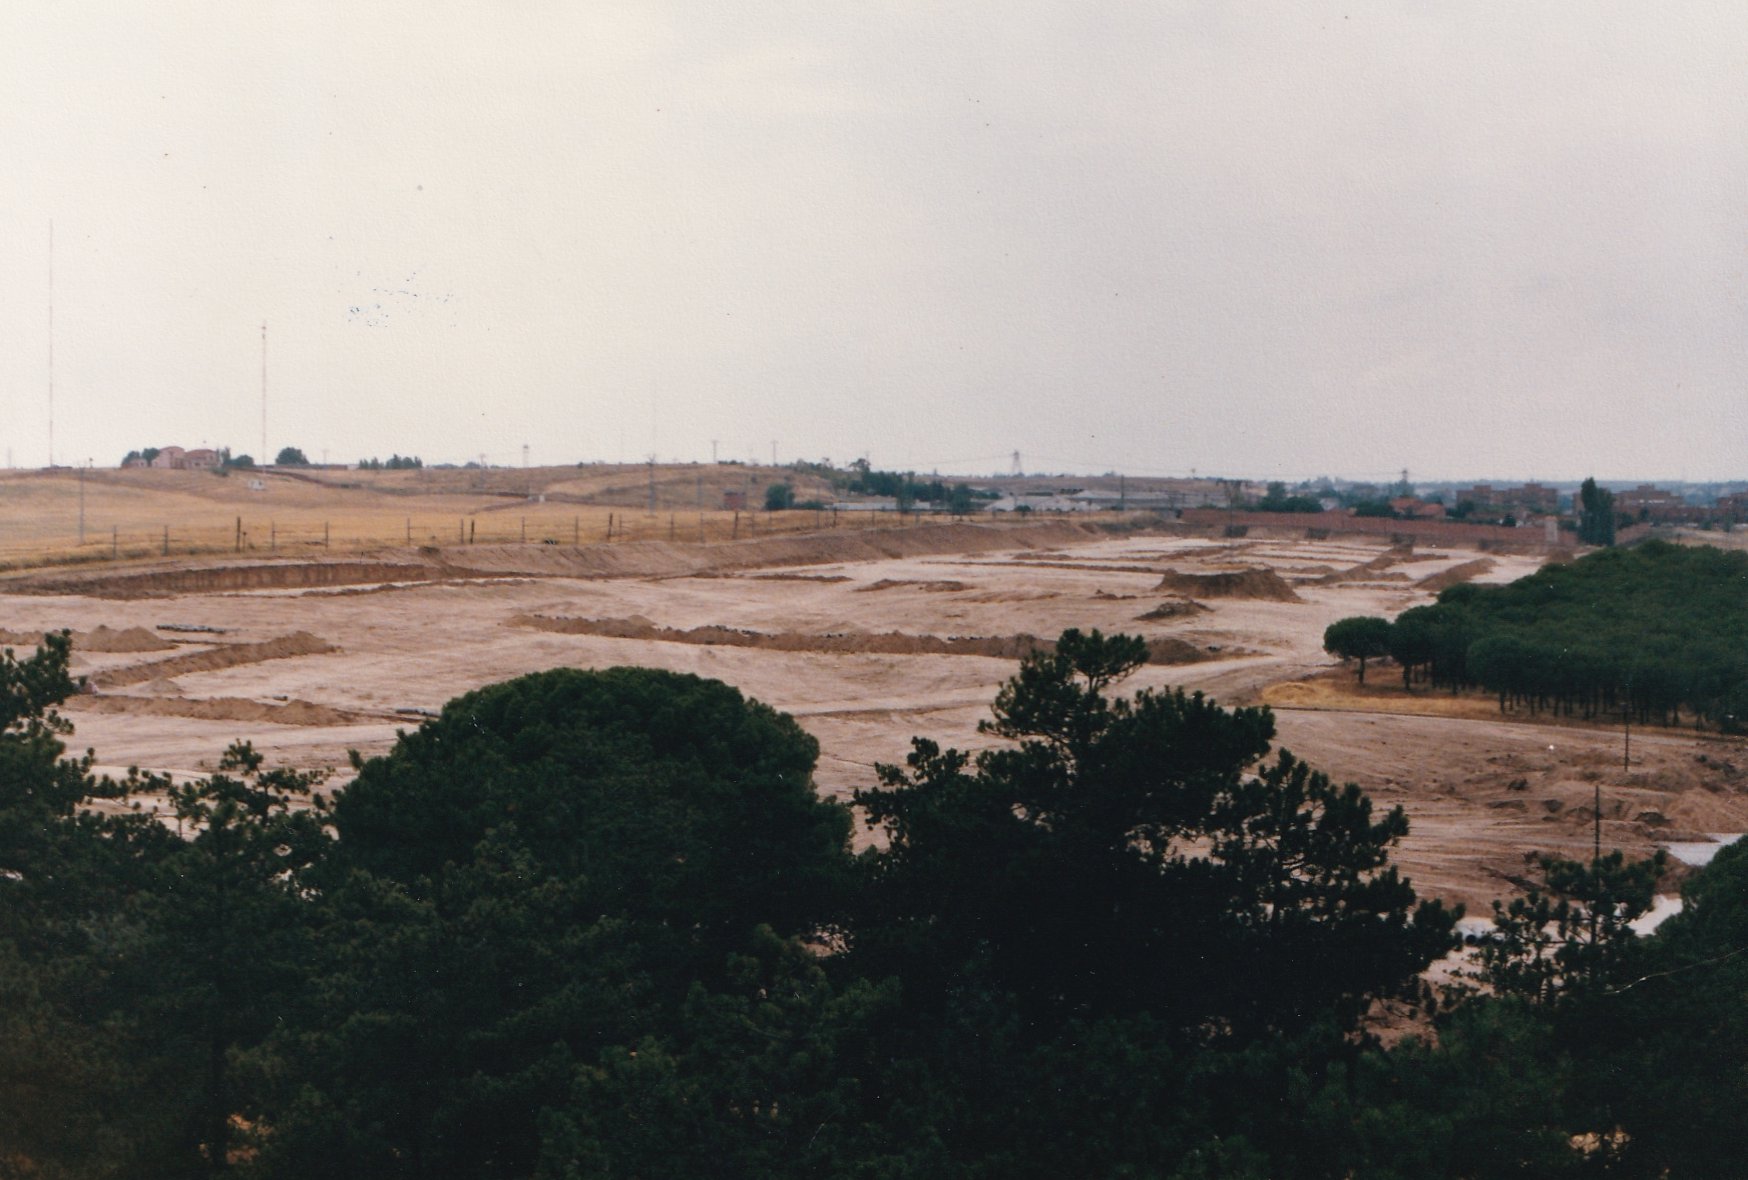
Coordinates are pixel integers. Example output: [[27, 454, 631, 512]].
[[120, 445, 220, 470], [1454, 482, 1560, 516]]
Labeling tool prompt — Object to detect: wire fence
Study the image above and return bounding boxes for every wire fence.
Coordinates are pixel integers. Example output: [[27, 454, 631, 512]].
[[0, 506, 972, 573]]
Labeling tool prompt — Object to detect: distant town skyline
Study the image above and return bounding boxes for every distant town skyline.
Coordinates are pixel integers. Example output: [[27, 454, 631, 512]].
[[2, 3, 1743, 482]]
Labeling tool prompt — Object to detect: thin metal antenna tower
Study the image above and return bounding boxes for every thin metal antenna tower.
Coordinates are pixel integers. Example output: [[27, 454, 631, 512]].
[[711, 439, 719, 464], [1011, 450, 1022, 477], [260, 322, 268, 463], [47, 221, 55, 468]]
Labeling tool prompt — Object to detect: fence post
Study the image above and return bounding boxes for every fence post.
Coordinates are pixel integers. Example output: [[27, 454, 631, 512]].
[[459, 518, 464, 545], [668, 514, 675, 541], [235, 516, 242, 552], [573, 516, 579, 545], [406, 517, 411, 545], [607, 513, 614, 541], [324, 522, 330, 548], [111, 527, 117, 559], [469, 519, 476, 545], [521, 517, 527, 543], [732, 511, 739, 540], [271, 522, 276, 552], [162, 525, 169, 556]]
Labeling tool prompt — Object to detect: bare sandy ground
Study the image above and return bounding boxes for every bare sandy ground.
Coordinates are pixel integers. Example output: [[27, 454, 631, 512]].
[[5, 521, 1743, 914]]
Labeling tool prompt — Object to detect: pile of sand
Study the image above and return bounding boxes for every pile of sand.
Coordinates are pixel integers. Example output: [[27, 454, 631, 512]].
[[93, 632, 339, 688], [68, 693, 362, 726], [745, 573, 851, 583], [1308, 546, 1427, 586], [0, 625, 175, 652], [1417, 558, 1496, 591], [513, 614, 1217, 666], [6, 561, 453, 599], [1136, 598, 1210, 621], [80, 625, 177, 652], [1155, 568, 1302, 602], [855, 579, 970, 593]]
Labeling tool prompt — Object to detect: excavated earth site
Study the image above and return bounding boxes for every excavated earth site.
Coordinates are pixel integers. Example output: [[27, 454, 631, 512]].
[[4, 518, 1745, 915]]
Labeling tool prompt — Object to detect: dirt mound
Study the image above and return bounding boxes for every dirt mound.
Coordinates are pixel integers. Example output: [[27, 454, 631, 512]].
[[1155, 568, 1302, 602], [960, 589, 1060, 604], [68, 693, 363, 726], [6, 560, 461, 599], [0, 521, 1123, 599], [1417, 558, 1496, 591], [92, 632, 339, 688], [1137, 599, 1209, 621], [0, 628, 57, 648], [81, 625, 177, 652], [745, 573, 851, 583], [1310, 547, 1423, 586], [856, 579, 970, 593], [0, 625, 177, 652], [512, 615, 1218, 666], [1145, 637, 1216, 665]]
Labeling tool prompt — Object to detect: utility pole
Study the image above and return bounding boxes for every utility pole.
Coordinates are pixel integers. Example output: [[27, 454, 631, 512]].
[[1623, 695, 1631, 772], [77, 459, 85, 543], [711, 439, 719, 464], [260, 321, 268, 463], [771, 440, 777, 467]]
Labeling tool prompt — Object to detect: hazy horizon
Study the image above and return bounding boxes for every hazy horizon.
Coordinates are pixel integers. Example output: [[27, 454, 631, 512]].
[[3, 3, 1743, 482]]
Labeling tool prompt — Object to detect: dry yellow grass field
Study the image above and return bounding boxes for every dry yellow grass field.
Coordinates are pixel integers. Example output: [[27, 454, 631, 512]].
[[0, 463, 897, 568]]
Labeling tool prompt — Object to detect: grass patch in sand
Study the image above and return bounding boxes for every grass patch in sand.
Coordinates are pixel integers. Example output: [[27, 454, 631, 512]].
[[1265, 673, 1548, 723]]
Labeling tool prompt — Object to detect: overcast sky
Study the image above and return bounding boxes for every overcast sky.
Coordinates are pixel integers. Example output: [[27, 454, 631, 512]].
[[2, 3, 1742, 481]]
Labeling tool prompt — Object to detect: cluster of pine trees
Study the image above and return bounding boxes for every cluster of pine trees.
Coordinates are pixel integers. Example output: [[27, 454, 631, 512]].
[[356, 455, 423, 471], [1327, 541, 1748, 729], [0, 626, 1738, 1177]]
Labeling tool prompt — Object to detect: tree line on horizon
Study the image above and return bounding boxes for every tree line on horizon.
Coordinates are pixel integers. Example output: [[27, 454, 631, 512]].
[[0, 627, 1740, 1176]]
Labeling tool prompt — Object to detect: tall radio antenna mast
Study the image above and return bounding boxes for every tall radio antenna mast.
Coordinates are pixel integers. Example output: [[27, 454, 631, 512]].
[[47, 221, 55, 468], [261, 322, 268, 463]]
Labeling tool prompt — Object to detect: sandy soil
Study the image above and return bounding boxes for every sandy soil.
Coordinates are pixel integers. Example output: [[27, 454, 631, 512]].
[[5, 520, 1743, 914]]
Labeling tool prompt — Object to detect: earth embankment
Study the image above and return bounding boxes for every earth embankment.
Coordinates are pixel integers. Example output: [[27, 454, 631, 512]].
[[2, 520, 1121, 598]]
